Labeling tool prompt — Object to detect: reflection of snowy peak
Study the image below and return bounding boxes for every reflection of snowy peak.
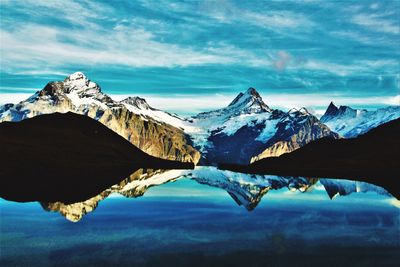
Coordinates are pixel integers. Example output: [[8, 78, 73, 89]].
[[320, 179, 390, 199], [187, 167, 318, 210], [41, 169, 183, 222], [320, 102, 400, 138]]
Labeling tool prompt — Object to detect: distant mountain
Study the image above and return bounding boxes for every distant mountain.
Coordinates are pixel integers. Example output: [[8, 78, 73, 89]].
[[185, 88, 338, 164], [221, 118, 400, 199], [0, 72, 200, 163], [0, 112, 193, 203], [320, 101, 400, 137]]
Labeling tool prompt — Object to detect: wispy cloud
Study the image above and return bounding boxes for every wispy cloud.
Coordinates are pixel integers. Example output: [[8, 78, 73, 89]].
[[0, 0, 399, 99], [352, 13, 399, 34], [0, 24, 238, 72], [199, 0, 315, 31]]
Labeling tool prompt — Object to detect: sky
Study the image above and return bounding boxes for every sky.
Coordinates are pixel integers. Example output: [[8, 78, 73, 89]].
[[0, 0, 399, 115]]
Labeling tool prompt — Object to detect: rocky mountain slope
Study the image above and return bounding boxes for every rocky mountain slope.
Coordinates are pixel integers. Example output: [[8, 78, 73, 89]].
[[0, 112, 194, 203], [0, 72, 200, 163], [320, 102, 400, 137]]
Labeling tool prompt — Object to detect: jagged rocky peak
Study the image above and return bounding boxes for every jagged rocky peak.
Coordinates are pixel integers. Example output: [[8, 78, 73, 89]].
[[63, 72, 101, 95], [320, 101, 339, 122], [228, 87, 271, 113], [321, 101, 358, 122], [121, 96, 151, 110], [326, 101, 339, 114]]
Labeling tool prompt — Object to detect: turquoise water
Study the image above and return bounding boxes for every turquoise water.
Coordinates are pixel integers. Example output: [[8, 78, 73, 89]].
[[1, 171, 399, 267]]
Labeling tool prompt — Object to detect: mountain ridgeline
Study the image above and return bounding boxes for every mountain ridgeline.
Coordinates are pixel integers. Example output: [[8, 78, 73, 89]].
[[1, 72, 399, 166]]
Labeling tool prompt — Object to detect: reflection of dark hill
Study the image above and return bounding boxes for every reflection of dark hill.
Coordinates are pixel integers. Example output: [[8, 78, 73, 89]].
[[0, 112, 193, 203], [221, 118, 400, 199]]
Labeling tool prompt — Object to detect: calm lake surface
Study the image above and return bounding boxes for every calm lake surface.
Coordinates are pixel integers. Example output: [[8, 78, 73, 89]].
[[1, 167, 399, 267]]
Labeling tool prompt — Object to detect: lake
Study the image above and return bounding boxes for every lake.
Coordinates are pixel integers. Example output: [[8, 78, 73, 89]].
[[1, 167, 399, 267]]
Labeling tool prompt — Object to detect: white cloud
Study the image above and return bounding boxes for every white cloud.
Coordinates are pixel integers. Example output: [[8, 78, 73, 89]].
[[1, 0, 398, 78], [199, 0, 314, 30], [0, 93, 37, 104], [0, 23, 238, 72], [352, 13, 399, 34]]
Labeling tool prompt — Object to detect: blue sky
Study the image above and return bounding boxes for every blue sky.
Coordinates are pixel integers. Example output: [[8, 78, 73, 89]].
[[0, 0, 399, 115]]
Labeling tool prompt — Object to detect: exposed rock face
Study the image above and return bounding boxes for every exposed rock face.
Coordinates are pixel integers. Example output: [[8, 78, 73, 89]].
[[0, 72, 200, 163], [320, 102, 400, 138], [250, 110, 339, 162]]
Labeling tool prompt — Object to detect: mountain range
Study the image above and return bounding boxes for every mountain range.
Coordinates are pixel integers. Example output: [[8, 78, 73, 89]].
[[1, 72, 399, 165]]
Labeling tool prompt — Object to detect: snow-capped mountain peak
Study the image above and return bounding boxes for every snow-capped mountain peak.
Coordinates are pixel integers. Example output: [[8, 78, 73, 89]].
[[227, 87, 271, 113], [63, 72, 101, 95], [121, 96, 151, 110]]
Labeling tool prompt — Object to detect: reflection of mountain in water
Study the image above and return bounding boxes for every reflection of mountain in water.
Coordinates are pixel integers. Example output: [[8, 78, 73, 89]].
[[41, 167, 393, 222], [41, 169, 180, 222], [186, 168, 319, 211], [320, 179, 391, 200]]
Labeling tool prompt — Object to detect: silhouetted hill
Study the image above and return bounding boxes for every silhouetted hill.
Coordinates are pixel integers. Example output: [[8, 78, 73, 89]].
[[220, 118, 400, 198], [0, 112, 193, 203]]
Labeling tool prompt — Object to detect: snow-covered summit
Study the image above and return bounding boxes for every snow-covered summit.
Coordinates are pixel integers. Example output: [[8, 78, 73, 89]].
[[194, 87, 271, 121], [227, 87, 272, 114], [63, 72, 101, 95], [120, 96, 152, 110]]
